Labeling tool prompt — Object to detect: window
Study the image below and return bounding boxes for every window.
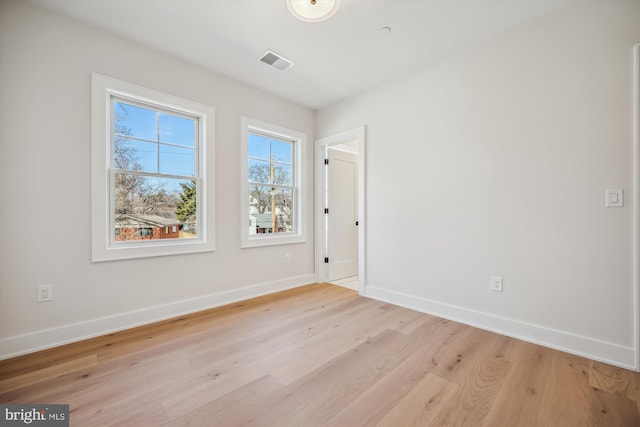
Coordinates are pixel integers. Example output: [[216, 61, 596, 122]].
[[241, 117, 306, 247], [92, 74, 215, 261]]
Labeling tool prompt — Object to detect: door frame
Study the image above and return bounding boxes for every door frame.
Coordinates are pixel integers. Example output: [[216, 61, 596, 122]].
[[633, 44, 639, 371], [315, 126, 366, 295]]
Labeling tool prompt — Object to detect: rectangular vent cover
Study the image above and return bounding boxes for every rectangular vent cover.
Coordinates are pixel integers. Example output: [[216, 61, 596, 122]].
[[260, 50, 294, 71]]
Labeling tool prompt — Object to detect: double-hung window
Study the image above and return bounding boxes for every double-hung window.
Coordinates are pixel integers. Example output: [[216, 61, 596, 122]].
[[241, 117, 306, 247], [92, 74, 215, 261]]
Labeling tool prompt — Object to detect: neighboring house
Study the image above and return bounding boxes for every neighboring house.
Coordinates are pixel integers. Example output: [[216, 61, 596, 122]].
[[249, 213, 288, 234], [248, 191, 293, 235], [115, 214, 180, 241]]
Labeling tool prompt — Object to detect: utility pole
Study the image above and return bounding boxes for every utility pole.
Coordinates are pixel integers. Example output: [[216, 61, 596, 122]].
[[270, 153, 276, 233]]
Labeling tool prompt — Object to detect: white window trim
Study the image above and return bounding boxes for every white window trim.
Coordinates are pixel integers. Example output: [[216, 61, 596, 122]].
[[91, 73, 215, 261], [240, 116, 306, 248]]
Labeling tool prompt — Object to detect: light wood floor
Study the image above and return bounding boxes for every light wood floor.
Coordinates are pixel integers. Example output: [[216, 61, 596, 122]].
[[2, 283, 640, 426]]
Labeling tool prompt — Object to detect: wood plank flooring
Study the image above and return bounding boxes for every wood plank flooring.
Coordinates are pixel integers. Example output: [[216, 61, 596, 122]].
[[1, 283, 640, 426]]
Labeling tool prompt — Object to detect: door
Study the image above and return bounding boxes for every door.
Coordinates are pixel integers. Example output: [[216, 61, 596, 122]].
[[327, 147, 358, 281]]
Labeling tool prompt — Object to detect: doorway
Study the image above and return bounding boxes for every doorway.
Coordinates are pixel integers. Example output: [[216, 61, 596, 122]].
[[315, 127, 366, 294]]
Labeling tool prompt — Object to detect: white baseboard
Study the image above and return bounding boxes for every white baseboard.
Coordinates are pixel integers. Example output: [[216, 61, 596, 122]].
[[0, 273, 316, 360], [363, 284, 637, 371]]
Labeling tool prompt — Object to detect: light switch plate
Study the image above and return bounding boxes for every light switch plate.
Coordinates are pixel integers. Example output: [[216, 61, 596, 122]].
[[606, 189, 623, 207]]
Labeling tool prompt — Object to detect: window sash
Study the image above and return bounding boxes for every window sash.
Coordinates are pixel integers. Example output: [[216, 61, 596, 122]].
[[110, 96, 199, 177], [109, 173, 202, 245]]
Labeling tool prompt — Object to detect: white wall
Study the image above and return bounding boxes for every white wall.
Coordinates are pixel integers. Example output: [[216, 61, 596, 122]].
[[318, 0, 640, 369], [0, 0, 316, 358]]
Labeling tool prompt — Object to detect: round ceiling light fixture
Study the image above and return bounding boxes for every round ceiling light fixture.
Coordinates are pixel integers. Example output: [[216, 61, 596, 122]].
[[286, 0, 341, 23]]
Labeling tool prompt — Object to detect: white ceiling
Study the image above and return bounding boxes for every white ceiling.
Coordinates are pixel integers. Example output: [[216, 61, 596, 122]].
[[29, 0, 573, 110]]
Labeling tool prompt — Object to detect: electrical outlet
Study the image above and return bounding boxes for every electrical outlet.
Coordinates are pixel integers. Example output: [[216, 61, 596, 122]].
[[284, 253, 291, 263], [606, 189, 623, 207], [490, 276, 503, 292], [38, 284, 53, 302]]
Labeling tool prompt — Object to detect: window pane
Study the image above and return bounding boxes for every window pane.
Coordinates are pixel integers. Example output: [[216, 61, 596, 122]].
[[248, 159, 271, 184], [114, 174, 197, 241], [113, 101, 157, 141], [248, 133, 270, 160], [247, 185, 293, 235], [113, 138, 157, 172], [159, 114, 195, 147], [159, 144, 195, 176], [271, 140, 292, 165]]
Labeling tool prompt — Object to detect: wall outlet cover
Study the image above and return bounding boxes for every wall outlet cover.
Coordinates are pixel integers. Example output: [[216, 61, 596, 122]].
[[37, 284, 53, 302], [490, 276, 503, 292]]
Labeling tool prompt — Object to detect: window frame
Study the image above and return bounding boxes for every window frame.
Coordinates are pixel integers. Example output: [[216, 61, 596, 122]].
[[91, 73, 215, 261], [240, 116, 306, 248]]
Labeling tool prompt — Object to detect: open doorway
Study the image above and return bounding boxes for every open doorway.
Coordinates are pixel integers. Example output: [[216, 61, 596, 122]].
[[315, 127, 365, 294]]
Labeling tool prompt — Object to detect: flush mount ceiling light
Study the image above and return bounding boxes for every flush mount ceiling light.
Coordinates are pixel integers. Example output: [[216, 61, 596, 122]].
[[286, 0, 341, 23]]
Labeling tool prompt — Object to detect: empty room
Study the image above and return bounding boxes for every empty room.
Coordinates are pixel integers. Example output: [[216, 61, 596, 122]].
[[1, 0, 640, 425]]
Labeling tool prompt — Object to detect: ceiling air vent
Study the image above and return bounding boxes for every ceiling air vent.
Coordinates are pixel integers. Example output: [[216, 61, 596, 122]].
[[260, 50, 295, 71]]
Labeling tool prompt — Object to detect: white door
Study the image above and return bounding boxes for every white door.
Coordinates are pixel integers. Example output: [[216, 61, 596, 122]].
[[327, 147, 358, 281]]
